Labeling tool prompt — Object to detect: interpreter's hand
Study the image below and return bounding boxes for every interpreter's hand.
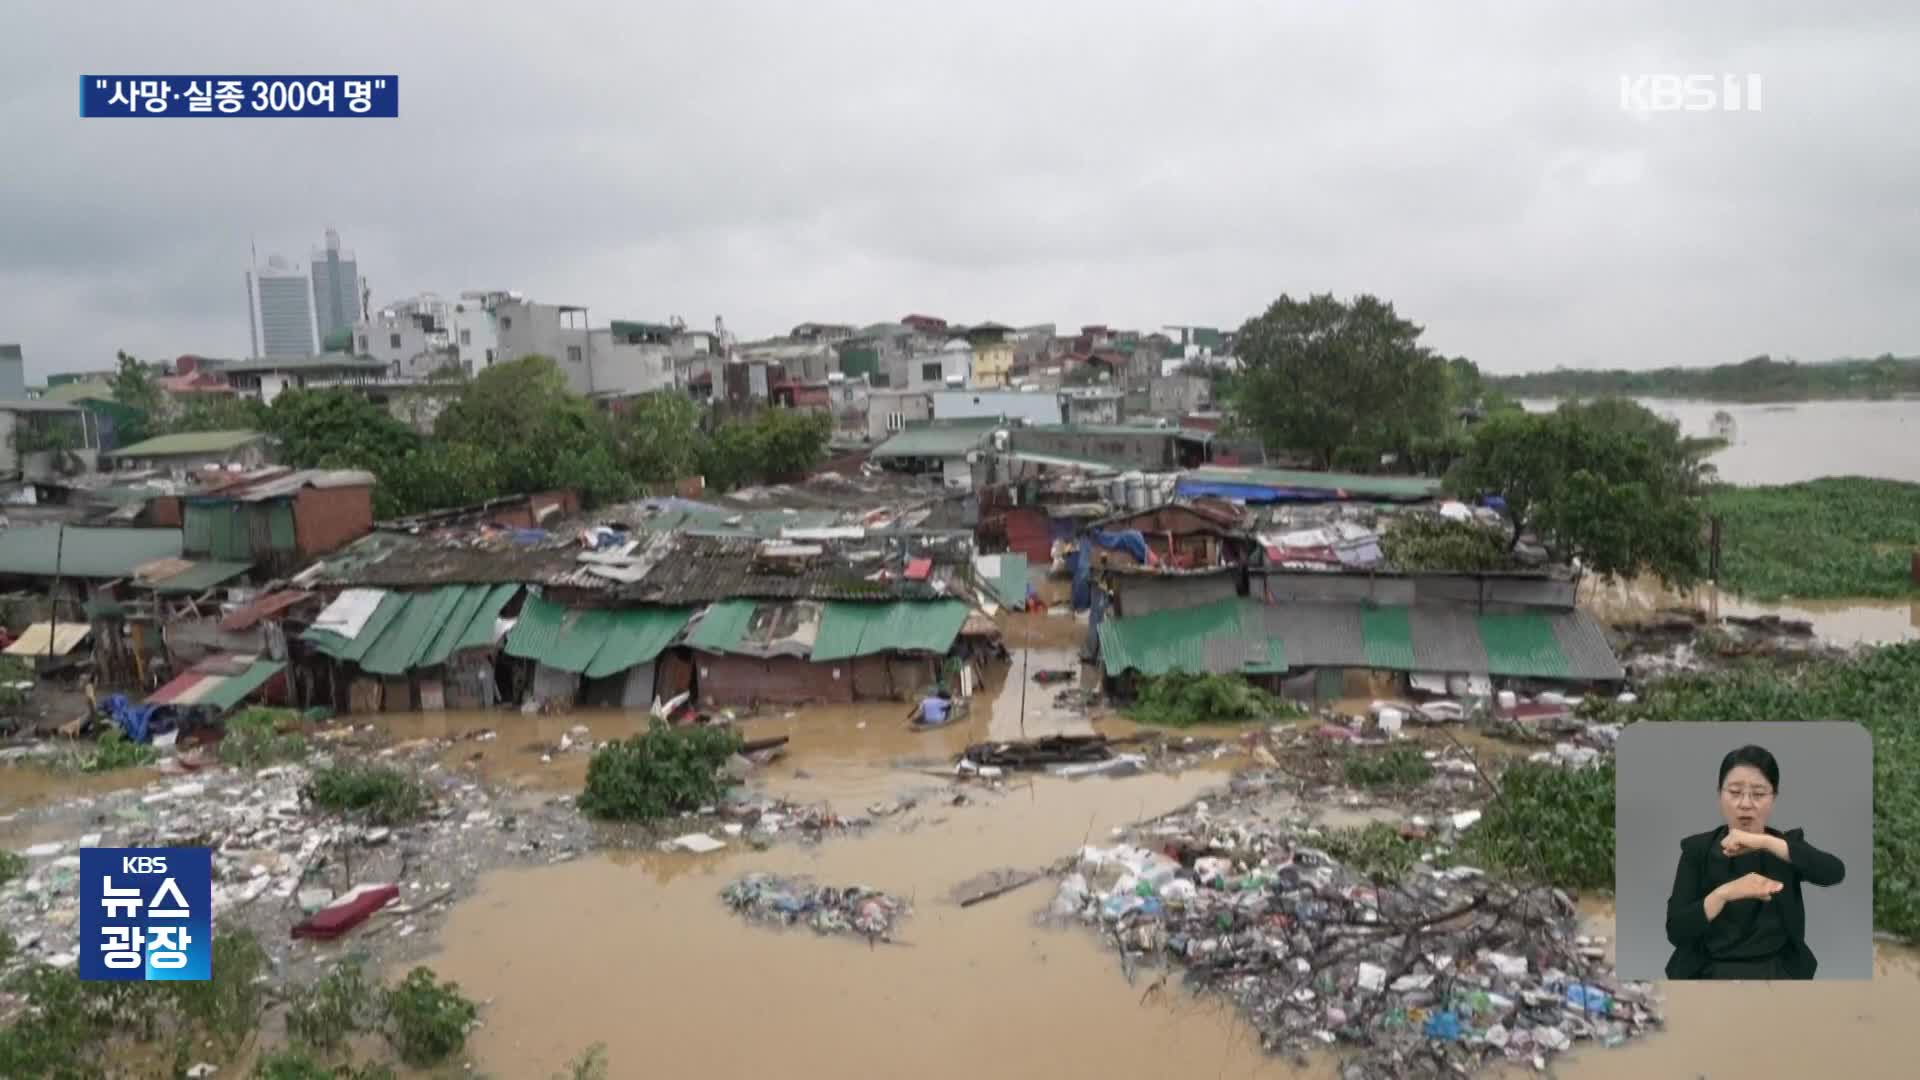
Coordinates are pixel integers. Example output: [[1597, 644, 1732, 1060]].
[[1720, 871, 1784, 902], [1720, 829, 1774, 857]]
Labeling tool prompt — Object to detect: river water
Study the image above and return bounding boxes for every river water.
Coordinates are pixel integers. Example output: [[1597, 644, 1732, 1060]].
[[1520, 397, 1920, 486]]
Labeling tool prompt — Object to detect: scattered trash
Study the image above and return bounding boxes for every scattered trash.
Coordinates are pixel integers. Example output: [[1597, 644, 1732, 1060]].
[[291, 883, 399, 941], [951, 867, 1042, 908], [668, 832, 728, 854], [721, 873, 909, 941]]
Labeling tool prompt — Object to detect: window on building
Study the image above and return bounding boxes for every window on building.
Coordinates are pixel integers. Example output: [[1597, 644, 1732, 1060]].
[[389, 333, 402, 349], [460, 329, 471, 346], [567, 345, 583, 364], [843, 388, 855, 402], [485, 348, 495, 365], [920, 362, 942, 382], [500, 316, 512, 330], [357, 335, 368, 353]]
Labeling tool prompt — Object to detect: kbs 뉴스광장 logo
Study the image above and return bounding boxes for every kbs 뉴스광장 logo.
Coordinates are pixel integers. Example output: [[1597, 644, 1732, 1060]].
[[78, 848, 213, 981]]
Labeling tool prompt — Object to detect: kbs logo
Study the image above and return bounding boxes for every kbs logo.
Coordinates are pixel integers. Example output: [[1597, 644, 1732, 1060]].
[[1619, 74, 1762, 113]]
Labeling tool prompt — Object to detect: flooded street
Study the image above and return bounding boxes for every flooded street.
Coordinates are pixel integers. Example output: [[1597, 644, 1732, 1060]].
[[1582, 576, 1920, 645]]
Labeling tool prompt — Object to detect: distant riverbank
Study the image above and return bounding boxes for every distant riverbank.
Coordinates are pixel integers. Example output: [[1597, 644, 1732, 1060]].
[[1486, 355, 1920, 403]]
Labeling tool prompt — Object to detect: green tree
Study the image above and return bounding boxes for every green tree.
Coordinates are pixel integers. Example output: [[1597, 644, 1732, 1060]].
[[266, 389, 420, 470], [435, 356, 634, 506], [374, 442, 502, 519], [1226, 294, 1453, 469], [109, 350, 165, 444], [698, 408, 831, 492], [1446, 397, 1707, 585], [613, 392, 707, 486], [164, 394, 271, 435]]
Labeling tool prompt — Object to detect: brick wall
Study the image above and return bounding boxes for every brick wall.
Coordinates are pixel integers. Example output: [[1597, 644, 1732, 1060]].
[[694, 653, 853, 708]]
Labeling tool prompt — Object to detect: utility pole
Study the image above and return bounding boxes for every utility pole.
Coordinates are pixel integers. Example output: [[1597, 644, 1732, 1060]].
[[46, 523, 65, 667]]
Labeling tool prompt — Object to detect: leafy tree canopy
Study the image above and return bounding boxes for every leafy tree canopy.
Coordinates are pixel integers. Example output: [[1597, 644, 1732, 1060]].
[[1445, 397, 1708, 586]]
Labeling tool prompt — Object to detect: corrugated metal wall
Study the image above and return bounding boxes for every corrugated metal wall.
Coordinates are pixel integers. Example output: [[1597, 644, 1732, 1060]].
[[696, 653, 853, 707], [1113, 572, 1239, 617]]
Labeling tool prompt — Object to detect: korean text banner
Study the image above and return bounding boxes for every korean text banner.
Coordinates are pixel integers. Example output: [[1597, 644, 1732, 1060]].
[[80, 77, 398, 117], [79, 848, 213, 981]]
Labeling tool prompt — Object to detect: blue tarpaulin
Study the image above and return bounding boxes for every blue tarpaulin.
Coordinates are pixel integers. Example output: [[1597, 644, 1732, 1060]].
[[1072, 530, 1151, 611], [102, 693, 171, 743], [1175, 479, 1343, 504]]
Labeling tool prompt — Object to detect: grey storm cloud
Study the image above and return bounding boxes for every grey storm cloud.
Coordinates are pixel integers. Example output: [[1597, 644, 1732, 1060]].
[[2, 0, 1917, 378]]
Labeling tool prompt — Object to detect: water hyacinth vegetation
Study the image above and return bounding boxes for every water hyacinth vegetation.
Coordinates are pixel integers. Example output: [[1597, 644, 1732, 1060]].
[[1707, 477, 1920, 600]]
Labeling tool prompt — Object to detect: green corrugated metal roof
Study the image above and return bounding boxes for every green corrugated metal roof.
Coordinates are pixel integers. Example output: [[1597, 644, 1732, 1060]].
[[869, 424, 996, 460], [687, 599, 759, 652], [812, 601, 969, 662], [309, 586, 515, 673], [584, 608, 691, 678], [360, 587, 471, 676], [41, 378, 116, 404], [147, 560, 253, 594], [981, 554, 1029, 608], [1361, 607, 1415, 669], [1097, 598, 1247, 677], [1476, 613, 1573, 679], [304, 592, 407, 663], [506, 594, 692, 675], [0, 527, 184, 579], [195, 659, 285, 712], [1100, 600, 1619, 682], [105, 430, 265, 458]]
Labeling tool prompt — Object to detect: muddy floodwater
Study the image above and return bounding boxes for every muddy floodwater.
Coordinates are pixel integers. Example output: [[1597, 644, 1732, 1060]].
[[1583, 577, 1920, 645], [1524, 397, 1920, 486], [416, 698, 1920, 1079]]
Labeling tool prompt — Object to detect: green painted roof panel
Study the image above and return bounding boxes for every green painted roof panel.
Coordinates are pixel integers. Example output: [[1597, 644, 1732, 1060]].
[[359, 587, 469, 676], [543, 608, 619, 673], [1361, 607, 1415, 670], [304, 591, 408, 664], [504, 592, 569, 662], [416, 585, 494, 668], [812, 600, 968, 662], [105, 430, 264, 458], [583, 608, 692, 678], [195, 659, 286, 712], [1476, 613, 1572, 679], [1185, 466, 1441, 501], [1097, 598, 1246, 677], [688, 599, 758, 652]]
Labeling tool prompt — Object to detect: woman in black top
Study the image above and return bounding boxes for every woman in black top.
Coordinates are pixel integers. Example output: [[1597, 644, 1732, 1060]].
[[1664, 745, 1846, 979]]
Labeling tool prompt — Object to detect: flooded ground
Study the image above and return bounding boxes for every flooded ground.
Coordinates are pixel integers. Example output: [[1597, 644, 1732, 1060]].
[[1582, 576, 1920, 645]]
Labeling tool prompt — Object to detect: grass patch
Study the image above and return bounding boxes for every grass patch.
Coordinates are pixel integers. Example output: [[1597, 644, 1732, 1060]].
[[0, 655, 32, 714], [1126, 672, 1306, 729], [1341, 746, 1434, 788], [1320, 822, 1430, 877], [253, 1050, 396, 1080], [1607, 642, 1920, 940], [381, 967, 479, 1067], [1708, 477, 1920, 600], [80, 727, 157, 773], [554, 1043, 610, 1080], [303, 763, 431, 826], [578, 721, 744, 822], [220, 708, 309, 769], [1460, 760, 1617, 892], [0, 849, 25, 886]]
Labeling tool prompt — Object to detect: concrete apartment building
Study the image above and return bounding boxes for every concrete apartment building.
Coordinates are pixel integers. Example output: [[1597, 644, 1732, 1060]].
[[310, 229, 362, 346], [248, 255, 318, 358], [588, 321, 675, 398]]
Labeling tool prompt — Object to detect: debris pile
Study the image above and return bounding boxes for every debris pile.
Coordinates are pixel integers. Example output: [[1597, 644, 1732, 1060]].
[[721, 873, 909, 941], [1053, 801, 1659, 1076]]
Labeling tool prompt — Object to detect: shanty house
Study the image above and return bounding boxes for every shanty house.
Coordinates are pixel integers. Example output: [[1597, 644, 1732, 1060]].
[[106, 430, 273, 472], [869, 419, 1001, 489], [181, 469, 376, 575], [686, 597, 969, 708], [303, 585, 523, 712]]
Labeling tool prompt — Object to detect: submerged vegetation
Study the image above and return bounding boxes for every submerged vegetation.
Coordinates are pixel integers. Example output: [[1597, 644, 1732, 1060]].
[[1126, 672, 1306, 729], [1707, 477, 1920, 600], [578, 722, 745, 821]]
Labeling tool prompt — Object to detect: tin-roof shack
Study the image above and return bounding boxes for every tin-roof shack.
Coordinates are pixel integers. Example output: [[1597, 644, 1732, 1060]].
[[182, 469, 375, 574], [105, 430, 273, 471]]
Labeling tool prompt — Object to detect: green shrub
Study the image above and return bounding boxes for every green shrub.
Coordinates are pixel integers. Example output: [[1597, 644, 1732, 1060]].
[[220, 708, 309, 769], [303, 763, 431, 825], [1462, 761, 1616, 891], [161, 929, 270, 1058], [285, 958, 378, 1054], [0, 849, 25, 886], [578, 721, 744, 821], [81, 727, 157, 773], [381, 967, 478, 1067], [252, 1050, 335, 1080], [1380, 514, 1520, 573], [1321, 822, 1428, 877], [1127, 672, 1304, 729], [1342, 746, 1434, 788]]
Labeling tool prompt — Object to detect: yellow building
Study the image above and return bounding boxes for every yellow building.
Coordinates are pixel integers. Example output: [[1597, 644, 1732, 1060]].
[[964, 322, 1015, 388]]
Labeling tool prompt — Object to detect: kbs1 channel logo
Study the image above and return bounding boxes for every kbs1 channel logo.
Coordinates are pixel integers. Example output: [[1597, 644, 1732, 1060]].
[[79, 848, 213, 982]]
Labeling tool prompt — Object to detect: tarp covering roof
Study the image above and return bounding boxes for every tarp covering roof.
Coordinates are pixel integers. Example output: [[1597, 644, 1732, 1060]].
[[219, 589, 315, 631], [146, 655, 284, 711], [0, 527, 183, 579], [1099, 599, 1622, 681], [811, 600, 969, 661], [305, 585, 518, 674], [504, 593, 691, 677], [3, 622, 91, 657], [684, 599, 823, 658]]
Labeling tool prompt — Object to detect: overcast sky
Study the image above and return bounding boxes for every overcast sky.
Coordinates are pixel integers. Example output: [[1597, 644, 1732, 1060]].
[[5, 0, 1917, 379]]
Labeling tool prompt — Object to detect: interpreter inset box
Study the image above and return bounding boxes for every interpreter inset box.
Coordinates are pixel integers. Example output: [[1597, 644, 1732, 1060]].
[[1614, 721, 1872, 980]]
